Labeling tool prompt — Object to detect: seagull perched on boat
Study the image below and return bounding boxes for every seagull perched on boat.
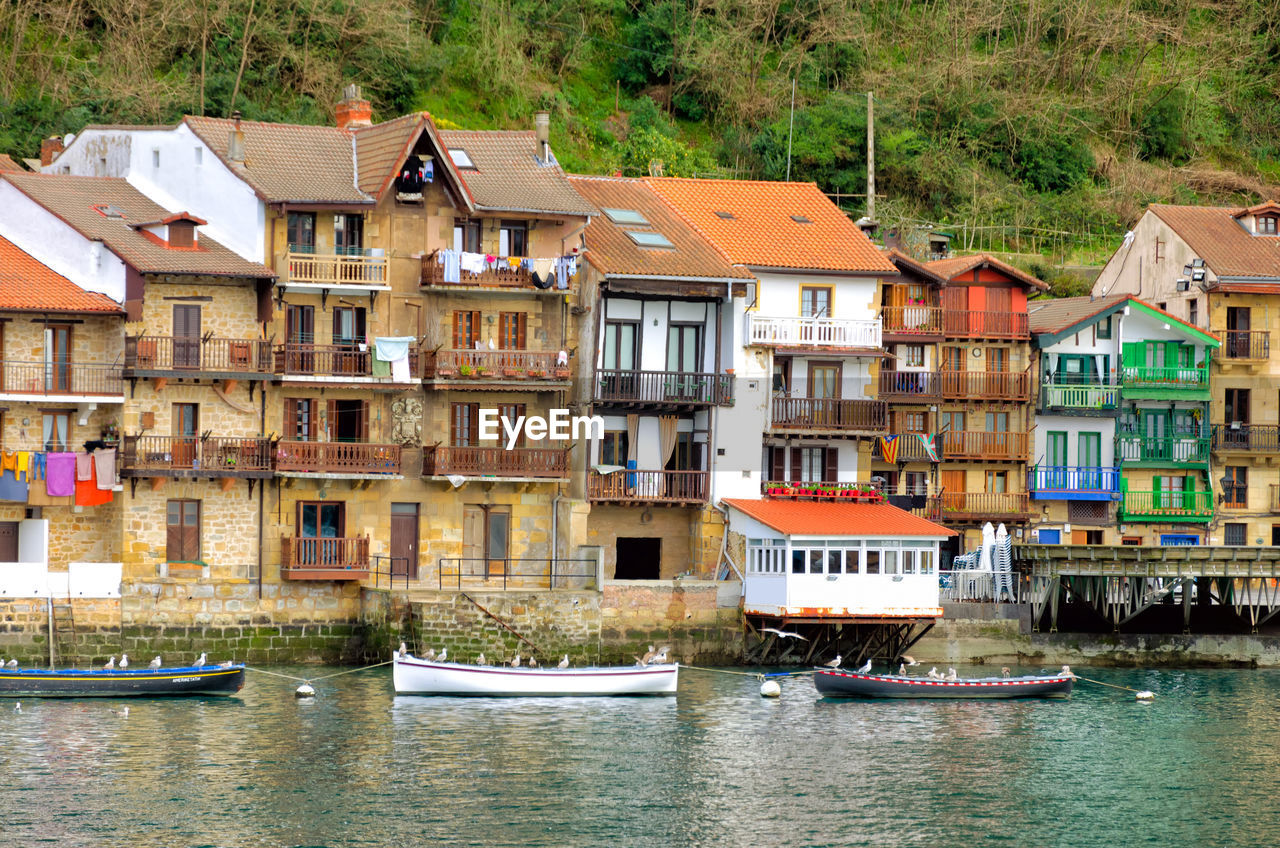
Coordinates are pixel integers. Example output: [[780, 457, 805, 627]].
[[855, 658, 873, 674], [423, 647, 437, 661], [557, 655, 569, 669], [103, 656, 116, 670], [946, 667, 958, 681], [927, 667, 941, 679], [149, 656, 162, 670], [901, 655, 919, 667], [436, 648, 446, 663], [650, 648, 670, 665], [823, 654, 842, 669], [195, 652, 207, 668], [475, 653, 486, 666], [1001, 667, 1011, 678], [5, 658, 17, 669], [529, 657, 538, 668], [218, 661, 235, 669], [639, 645, 657, 665], [510, 654, 520, 668], [898, 663, 907, 676], [761, 627, 809, 641], [119, 654, 128, 669], [397, 642, 407, 659]]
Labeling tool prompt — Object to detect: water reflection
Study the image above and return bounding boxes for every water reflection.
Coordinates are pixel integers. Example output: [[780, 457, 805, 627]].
[[2, 666, 1280, 847]]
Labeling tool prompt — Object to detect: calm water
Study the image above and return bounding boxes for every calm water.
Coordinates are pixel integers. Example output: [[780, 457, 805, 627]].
[[1, 665, 1279, 847]]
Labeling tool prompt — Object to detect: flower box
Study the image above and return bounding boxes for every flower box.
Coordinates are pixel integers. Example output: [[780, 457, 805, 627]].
[[553, 368, 571, 378], [503, 367, 521, 377]]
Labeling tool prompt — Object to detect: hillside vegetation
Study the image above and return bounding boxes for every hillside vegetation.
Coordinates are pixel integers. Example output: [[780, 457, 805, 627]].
[[4, 0, 1280, 269]]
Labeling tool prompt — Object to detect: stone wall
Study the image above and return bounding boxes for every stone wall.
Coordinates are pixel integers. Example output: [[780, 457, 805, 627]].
[[123, 479, 261, 580]]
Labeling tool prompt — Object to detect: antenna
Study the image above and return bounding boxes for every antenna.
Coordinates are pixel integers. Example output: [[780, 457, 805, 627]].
[[785, 78, 796, 181], [866, 91, 875, 222]]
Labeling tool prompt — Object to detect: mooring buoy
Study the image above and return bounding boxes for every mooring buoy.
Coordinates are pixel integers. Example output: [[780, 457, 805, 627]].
[[1135, 690, 1155, 701], [760, 679, 781, 698], [295, 682, 316, 698]]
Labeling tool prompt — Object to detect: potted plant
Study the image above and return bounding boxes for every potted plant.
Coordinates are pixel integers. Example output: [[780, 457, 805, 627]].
[[459, 363, 474, 377], [503, 364, 521, 377], [528, 367, 547, 378], [553, 367, 571, 378]]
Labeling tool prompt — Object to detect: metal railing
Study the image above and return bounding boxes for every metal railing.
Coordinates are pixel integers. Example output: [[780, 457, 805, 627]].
[[286, 251, 388, 286], [881, 305, 943, 335], [1115, 433, 1210, 464], [427, 349, 567, 380], [1027, 465, 1121, 496], [746, 314, 882, 348], [437, 557, 597, 591], [281, 535, 370, 577], [878, 370, 941, 399], [770, 396, 887, 431], [940, 370, 1031, 400], [940, 431, 1029, 460], [1220, 329, 1270, 361], [587, 469, 709, 503], [371, 555, 412, 590], [595, 369, 732, 405], [942, 310, 1029, 338], [1120, 364, 1209, 390], [1118, 489, 1214, 521], [125, 336, 272, 373], [939, 570, 1023, 603], [275, 441, 402, 475], [1040, 381, 1119, 409], [422, 446, 569, 478], [1211, 424, 1280, 453], [274, 343, 421, 379], [0, 361, 123, 396], [121, 435, 273, 473]]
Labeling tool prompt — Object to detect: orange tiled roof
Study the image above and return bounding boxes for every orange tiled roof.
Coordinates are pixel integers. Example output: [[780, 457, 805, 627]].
[[644, 178, 896, 273], [0, 235, 122, 313], [439, 130, 597, 216], [722, 498, 955, 537], [567, 175, 752, 280], [0, 153, 24, 173], [925, 253, 1049, 291]]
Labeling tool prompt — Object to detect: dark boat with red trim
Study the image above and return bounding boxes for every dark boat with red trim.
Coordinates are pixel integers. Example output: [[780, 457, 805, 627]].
[[814, 670, 1073, 699], [0, 663, 246, 698]]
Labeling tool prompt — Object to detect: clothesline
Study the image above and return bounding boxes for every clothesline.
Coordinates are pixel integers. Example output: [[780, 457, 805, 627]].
[[434, 248, 576, 289], [0, 446, 118, 507]]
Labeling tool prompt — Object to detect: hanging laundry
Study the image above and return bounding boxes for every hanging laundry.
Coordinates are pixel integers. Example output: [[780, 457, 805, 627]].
[[0, 451, 16, 475], [46, 452, 76, 497], [15, 451, 29, 482], [0, 469, 28, 502], [460, 252, 487, 274], [94, 448, 117, 490], [437, 249, 461, 284], [507, 256, 521, 269], [29, 451, 45, 481], [375, 337, 416, 383], [75, 451, 94, 481], [75, 463, 112, 506]]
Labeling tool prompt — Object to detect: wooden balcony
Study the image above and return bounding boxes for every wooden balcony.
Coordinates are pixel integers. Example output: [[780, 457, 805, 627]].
[[878, 370, 941, 401], [1027, 465, 1121, 500], [120, 435, 273, 478], [587, 469, 708, 505], [1120, 364, 1210, 399], [425, 349, 569, 385], [595, 369, 732, 407], [924, 492, 1031, 522], [770, 397, 887, 434], [284, 251, 388, 289], [872, 434, 936, 462], [125, 336, 272, 378], [940, 431, 1029, 461], [281, 535, 370, 580], [939, 370, 1031, 401], [1212, 424, 1280, 453], [275, 441, 402, 476], [0, 361, 123, 399], [274, 343, 420, 383], [881, 305, 943, 337], [746, 314, 882, 349], [1040, 380, 1119, 411], [1118, 489, 1213, 523], [1219, 329, 1270, 362], [1115, 432, 1210, 466], [942, 310, 1029, 339], [422, 446, 569, 480], [420, 250, 568, 293]]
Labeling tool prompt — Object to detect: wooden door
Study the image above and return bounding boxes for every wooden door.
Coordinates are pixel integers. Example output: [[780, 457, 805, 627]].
[[941, 287, 968, 334], [390, 503, 418, 579], [462, 506, 484, 575], [172, 403, 198, 469], [45, 325, 71, 392], [808, 361, 841, 426], [173, 304, 202, 369], [941, 469, 966, 513], [0, 521, 18, 562], [1227, 306, 1250, 358]]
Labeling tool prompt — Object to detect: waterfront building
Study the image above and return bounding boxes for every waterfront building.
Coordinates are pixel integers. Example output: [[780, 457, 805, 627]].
[[1093, 203, 1273, 545], [1027, 295, 1218, 545]]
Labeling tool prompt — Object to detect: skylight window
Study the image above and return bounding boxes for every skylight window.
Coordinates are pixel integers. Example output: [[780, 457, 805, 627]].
[[448, 148, 476, 169], [714, 210, 736, 220], [626, 231, 674, 248], [91, 204, 127, 219], [790, 214, 812, 224], [602, 208, 649, 226]]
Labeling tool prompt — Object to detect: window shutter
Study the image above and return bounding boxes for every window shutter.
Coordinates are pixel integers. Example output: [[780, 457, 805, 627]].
[[326, 399, 337, 441], [1121, 342, 1140, 368], [307, 400, 317, 440], [359, 401, 369, 441], [284, 398, 297, 440], [790, 448, 802, 483], [769, 447, 785, 481], [517, 314, 526, 349], [182, 502, 200, 562], [166, 507, 182, 561], [823, 447, 838, 482], [452, 312, 462, 349]]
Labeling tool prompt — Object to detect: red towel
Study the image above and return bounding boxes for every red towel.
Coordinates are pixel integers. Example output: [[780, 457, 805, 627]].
[[75, 464, 113, 506]]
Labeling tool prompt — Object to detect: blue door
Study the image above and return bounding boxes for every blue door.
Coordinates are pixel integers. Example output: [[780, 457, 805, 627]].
[[1038, 529, 1061, 544], [1160, 534, 1199, 546]]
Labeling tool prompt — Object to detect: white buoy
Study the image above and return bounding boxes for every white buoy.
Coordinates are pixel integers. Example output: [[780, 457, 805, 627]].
[[760, 679, 782, 698], [1135, 690, 1155, 701], [295, 682, 316, 698]]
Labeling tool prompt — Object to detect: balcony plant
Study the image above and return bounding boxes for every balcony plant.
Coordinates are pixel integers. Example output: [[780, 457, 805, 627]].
[[503, 365, 521, 377], [459, 363, 474, 377], [528, 367, 547, 378], [553, 367, 571, 378]]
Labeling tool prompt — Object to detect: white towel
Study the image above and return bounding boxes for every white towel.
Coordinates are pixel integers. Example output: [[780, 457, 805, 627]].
[[390, 355, 410, 383]]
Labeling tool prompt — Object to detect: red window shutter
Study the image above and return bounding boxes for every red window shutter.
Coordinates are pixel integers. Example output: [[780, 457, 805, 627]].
[[517, 314, 526, 349], [452, 312, 462, 349], [284, 398, 296, 440]]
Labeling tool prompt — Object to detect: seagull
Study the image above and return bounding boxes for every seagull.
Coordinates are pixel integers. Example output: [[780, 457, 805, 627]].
[[1001, 667, 1011, 678], [149, 656, 162, 670], [436, 648, 446, 663], [13, 701, 20, 713], [218, 661, 234, 669], [946, 667, 958, 681], [650, 648, 670, 665], [119, 654, 128, 669], [855, 658, 873, 674], [761, 627, 809, 641], [423, 647, 437, 661], [397, 642, 407, 659], [901, 655, 919, 667], [5, 658, 17, 669], [475, 653, 486, 666], [195, 653, 206, 668], [823, 654, 843, 669], [927, 667, 941, 679], [529, 657, 538, 668], [639, 645, 657, 665], [111, 706, 129, 718], [510, 654, 521, 668], [103, 656, 116, 670], [898, 663, 907, 676], [557, 655, 570, 669]]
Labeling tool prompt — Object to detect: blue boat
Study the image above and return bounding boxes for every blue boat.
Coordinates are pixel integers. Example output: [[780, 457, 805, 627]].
[[0, 663, 246, 698]]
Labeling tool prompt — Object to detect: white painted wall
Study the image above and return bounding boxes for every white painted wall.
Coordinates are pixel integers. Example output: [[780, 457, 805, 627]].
[[1032, 415, 1116, 467], [18, 519, 47, 565], [0, 182, 127, 303], [599, 296, 719, 373], [784, 355, 873, 399], [0, 561, 122, 599], [1092, 210, 1216, 329], [754, 271, 878, 320]]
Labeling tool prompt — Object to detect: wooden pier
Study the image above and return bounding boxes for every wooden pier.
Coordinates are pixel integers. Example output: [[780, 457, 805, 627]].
[[743, 614, 936, 667], [1017, 545, 1280, 633]]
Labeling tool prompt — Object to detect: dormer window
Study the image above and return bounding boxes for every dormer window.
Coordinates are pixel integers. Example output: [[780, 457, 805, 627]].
[[168, 220, 195, 248], [1260, 215, 1277, 235]]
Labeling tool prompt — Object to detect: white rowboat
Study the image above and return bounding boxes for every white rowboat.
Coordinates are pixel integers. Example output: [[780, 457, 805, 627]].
[[392, 653, 679, 696]]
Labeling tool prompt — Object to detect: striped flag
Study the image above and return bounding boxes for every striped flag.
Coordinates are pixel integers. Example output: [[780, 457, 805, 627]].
[[880, 435, 899, 464]]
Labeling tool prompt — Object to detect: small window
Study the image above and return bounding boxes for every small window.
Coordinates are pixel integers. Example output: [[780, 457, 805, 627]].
[[194, 147, 203, 166], [903, 345, 925, 368], [1189, 298, 1199, 326], [1259, 216, 1277, 235], [626, 231, 674, 248], [91, 204, 127, 219], [1096, 316, 1112, 339], [714, 210, 736, 220], [1158, 302, 1167, 312], [1121, 535, 1143, 546], [448, 148, 476, 169], [151, 148, 160, 168], [166, 499, 201, 563], [790, 214, 812, 224], [1224, 523, 1247, 546], [602, 208, 649, 226]]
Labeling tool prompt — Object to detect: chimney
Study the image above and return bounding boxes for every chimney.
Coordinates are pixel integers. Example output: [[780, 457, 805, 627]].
[[336, 84, 373, 130], [534, 111, 550, 163], [228, 111, 246, 166], [40, 136, 64, 167]]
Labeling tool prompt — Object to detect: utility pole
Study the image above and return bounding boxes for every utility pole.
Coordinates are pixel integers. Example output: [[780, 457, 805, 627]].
[[866, 91, 876, 222], [786, 78, 796, 181]]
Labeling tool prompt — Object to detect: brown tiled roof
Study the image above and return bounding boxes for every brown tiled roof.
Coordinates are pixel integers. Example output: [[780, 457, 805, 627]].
[[1149, 204, 1280, 279], [438, 130, 596, 216], [644, 178, 896, 273], [884, 248, 946, 284], [0, 154, 24, 173], [566, 176, 751, 280], [2, 174, 274, 278], [1028, 294, 1127, 336], [184, 116, 371, 204], [353, 113, 423, 198], [0, 235, 123, 313], [925, 253, 1049, 291], [723, 498, 955, 537]]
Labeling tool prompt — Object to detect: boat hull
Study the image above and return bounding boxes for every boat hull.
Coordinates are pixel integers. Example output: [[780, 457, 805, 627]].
[[814, 671, 1073, 699], [0, 665, 246, 698], [393, 655, 678, 696]]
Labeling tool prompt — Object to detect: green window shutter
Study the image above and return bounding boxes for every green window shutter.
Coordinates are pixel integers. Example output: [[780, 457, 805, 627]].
[[1122, 342, 1140, 368]]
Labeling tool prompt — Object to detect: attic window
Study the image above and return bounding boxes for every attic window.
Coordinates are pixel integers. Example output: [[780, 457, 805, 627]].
[[602, 208, 649, 226], [626, 231, 674, 248], [790, 215, 812, 224], [714, 210, 736, 220], [1259, 215, 1277, 235], [92, 204, 127, 219], [448, 148, 476, 169], [168, 221, 195, 248]]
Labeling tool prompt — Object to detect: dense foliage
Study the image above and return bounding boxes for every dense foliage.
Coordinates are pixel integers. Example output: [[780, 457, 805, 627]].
[[4, 0, 1280, 262]]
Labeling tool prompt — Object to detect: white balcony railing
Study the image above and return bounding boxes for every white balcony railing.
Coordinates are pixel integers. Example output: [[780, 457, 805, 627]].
[[747, 314, 882, 349]]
